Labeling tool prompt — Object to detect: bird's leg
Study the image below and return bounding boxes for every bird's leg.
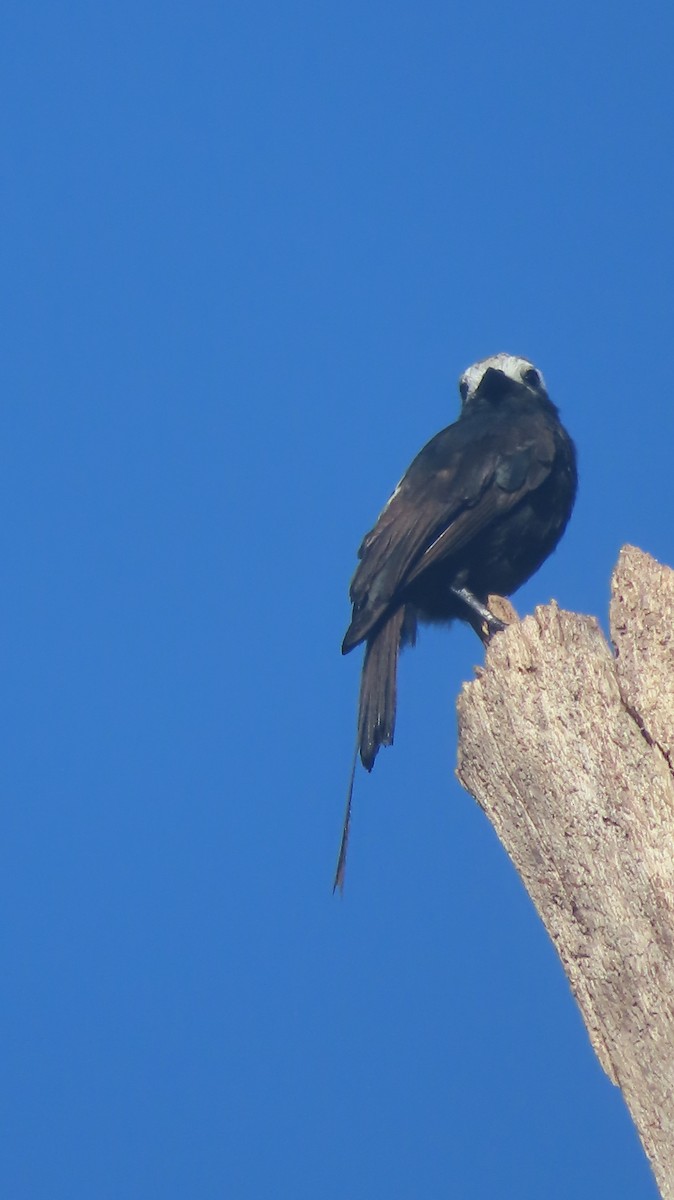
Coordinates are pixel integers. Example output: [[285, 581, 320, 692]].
[[450, 586, 506, 645]]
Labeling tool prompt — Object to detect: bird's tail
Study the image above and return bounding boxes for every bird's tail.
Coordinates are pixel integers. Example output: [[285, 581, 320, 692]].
[[357, 605, 407, 770], [333, 606, 407, 892]]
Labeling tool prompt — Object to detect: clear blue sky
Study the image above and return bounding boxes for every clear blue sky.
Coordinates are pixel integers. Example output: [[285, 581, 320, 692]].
[[2, 2, 670, 1196]]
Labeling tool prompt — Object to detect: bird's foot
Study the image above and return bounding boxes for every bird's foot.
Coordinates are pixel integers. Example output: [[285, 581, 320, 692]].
[[480, 613, 507, 644], [450, 586, 512, 645]]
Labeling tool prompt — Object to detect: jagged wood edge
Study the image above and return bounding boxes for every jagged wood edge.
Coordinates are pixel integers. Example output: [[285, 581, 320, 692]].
[[456, 546, 674, 1198]]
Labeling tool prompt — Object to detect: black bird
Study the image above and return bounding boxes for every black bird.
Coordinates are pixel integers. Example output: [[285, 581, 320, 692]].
[[335, 353, 577, 890]]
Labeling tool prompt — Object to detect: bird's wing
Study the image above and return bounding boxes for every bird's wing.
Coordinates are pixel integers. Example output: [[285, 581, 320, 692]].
[[406, 435, 556, 580], [343, 420, 557, 651]]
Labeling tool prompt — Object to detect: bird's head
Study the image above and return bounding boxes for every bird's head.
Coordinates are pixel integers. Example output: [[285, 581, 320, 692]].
[[458, 353, 547, 406]]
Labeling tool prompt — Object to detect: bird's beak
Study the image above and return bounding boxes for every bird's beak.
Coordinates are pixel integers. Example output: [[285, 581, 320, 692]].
[[474, 367, 509, 399]]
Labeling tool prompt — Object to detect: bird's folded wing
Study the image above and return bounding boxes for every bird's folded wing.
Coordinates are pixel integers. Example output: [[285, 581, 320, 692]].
[[343, 428, 555, 650], [407, 439, 554, 581]]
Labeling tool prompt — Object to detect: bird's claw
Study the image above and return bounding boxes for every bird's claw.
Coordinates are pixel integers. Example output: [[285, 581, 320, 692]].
[[480, 614, 507, 644]]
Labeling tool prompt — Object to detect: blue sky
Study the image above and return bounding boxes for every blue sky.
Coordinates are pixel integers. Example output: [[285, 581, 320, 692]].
[[2, 2, 671, 1196]]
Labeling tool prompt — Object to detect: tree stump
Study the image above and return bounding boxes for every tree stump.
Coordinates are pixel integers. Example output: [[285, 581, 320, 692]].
[[456, 545, 674, 1198]]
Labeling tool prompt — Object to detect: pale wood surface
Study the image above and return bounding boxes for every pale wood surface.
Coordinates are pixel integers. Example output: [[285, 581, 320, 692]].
[[456, 546, 674, 1199]]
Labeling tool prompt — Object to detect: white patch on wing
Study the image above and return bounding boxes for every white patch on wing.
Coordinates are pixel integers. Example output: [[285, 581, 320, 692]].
[[381, 475, 404, 513]]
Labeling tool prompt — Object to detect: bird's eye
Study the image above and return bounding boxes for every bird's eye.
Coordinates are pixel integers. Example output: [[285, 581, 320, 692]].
[[459, 378, 469, 401], [522, 367, 540, 388]]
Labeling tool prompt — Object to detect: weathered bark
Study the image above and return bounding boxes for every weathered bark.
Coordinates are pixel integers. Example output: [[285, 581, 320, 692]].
[[456, 545, 674, 1198]]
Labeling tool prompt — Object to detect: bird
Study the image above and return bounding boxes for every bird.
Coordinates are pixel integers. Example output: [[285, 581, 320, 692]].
[[334, 352, 577, 891]]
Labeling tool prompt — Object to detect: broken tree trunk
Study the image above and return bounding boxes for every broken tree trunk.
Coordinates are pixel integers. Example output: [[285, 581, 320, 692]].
[[456, 545, 674, 1199]]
